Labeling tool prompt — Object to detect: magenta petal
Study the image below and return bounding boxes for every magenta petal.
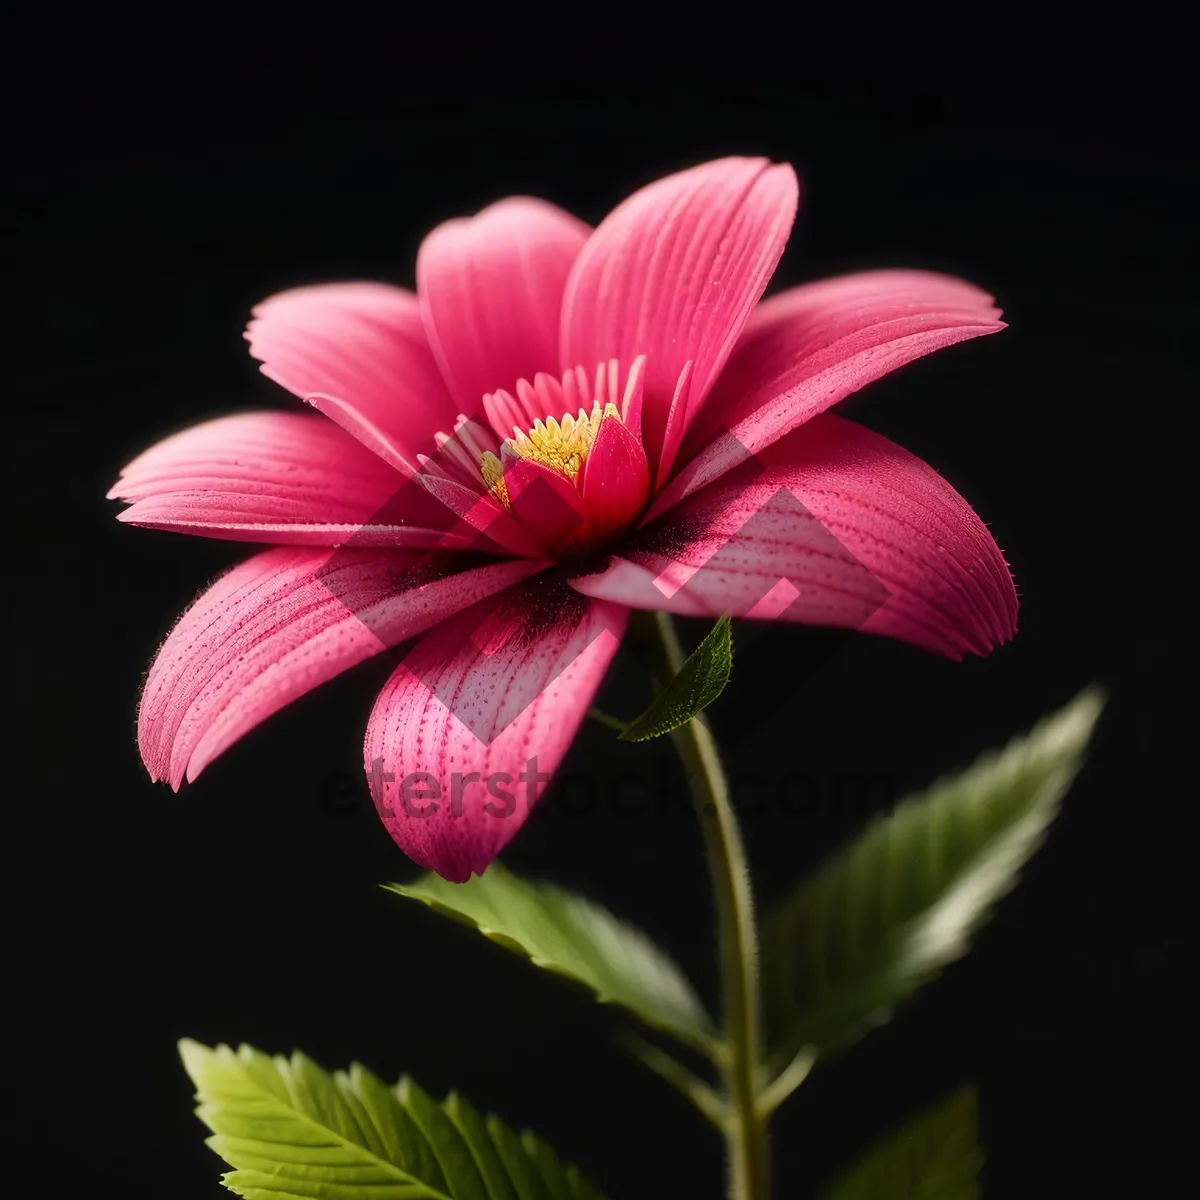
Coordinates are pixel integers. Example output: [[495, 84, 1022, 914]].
[[656, 270, 1006, 515], [411, 472, 547, 558], [579, 412, 650, 542], [417, 198, 591, 412], [137, 549, 544, 789], [246, 282, 458, 470], [560, 157, 798, 471], [484, 366, 595, 442], [654, 360, 694, 490], [106, 412, 442, 545], [572, 414, 1017, 659], [503, 453, 590, 550], [364, 581, 628, 881], [483, 386, 541, 440], [620, 355, 647, 437]]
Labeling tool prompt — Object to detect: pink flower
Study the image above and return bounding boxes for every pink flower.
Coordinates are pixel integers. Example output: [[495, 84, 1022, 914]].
[[111, 157, 1016, 881]]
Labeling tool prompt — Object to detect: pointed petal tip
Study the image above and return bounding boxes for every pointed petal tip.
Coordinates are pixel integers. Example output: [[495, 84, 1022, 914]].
[[141, 752, 182, 791], [972, 314, 1006, 331], [429, 859, 476, 885]]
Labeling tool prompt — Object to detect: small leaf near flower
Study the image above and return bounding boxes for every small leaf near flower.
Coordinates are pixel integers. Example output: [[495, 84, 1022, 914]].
[[619, 616, 733, 741]]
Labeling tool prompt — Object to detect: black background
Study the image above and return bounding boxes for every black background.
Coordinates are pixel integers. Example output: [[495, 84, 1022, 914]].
[[6, 32, 1193, 1198]]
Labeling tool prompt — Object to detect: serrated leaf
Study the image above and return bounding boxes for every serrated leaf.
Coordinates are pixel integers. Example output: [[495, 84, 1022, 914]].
[[384, 864, 714, 1054], [522, 1130, 570, 1197], [764, 688, 1104, 1066], [618, 615, 732, 741], [179, 1039, 607, 1200], [397, 1076, 489, 1200], [444, 1093, 518, 1200], [486, 1115, 552, 1200], [822, 1087, 983, 1199]]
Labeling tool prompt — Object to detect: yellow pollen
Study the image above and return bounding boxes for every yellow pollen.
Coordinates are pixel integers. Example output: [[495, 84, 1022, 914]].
[[480, 450, 509, 507], [480, 400, 620, 507]]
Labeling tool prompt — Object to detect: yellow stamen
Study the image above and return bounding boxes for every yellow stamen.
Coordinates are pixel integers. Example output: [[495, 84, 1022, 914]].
[[480, 450, 509, 507], [481, 400, 621, 506]]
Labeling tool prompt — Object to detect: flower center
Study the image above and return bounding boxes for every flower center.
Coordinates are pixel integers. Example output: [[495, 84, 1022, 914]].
[[479, 399, 621, 505], [420, 360, 650, 556]]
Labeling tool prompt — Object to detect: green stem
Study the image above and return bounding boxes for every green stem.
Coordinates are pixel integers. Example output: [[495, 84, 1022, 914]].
[[617, 1030, 728, 1131], [587, 706, 630, 733], [757, 1048, 815, 1117], [633, 611, 769, 1200]]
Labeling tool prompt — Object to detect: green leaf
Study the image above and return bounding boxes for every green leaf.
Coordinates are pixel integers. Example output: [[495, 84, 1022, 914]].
[[618, 615, 732, 741], [384, 863, 715, 1054], [179, 1039, 607, 1200], [822, 1087, 983, 1199], [443, 1093, 518, 1200], [763, 687, 1104, 1066]]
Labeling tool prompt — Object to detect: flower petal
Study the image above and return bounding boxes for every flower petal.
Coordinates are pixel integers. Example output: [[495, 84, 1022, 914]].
[[417, 198, 591, 417], [107, 412, 457, 546], [410, 471, 549, 558], [503, 453, 590, 550], [572, 414, 1016, 659], [579, 409, 650, 542], [138, 548, 545, 789], [654, 270, 1005, 515], [364, 579, 628, 881], [246, 282, 458, 470], [654, 360, 694, 490], [560, 157, 798, 472]]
